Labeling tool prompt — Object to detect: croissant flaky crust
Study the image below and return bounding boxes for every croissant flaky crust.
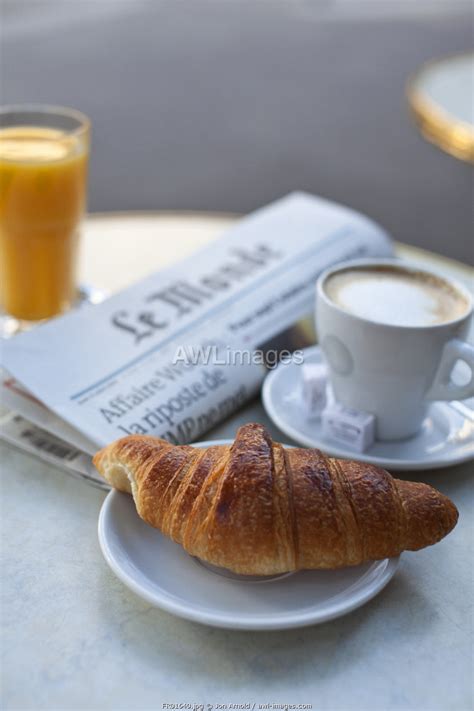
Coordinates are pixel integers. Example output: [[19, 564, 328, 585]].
[[93, 423, 458, 574]]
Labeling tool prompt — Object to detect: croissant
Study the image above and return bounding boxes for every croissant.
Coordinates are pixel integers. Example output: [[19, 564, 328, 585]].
[[93, 423, 458, 574]]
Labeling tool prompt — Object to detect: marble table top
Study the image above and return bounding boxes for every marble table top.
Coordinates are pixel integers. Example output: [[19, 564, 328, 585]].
[[2, 214, 473, 710], [2, 403, 473, 711]]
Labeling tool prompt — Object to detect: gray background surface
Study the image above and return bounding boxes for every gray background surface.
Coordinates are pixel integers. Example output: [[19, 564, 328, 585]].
[[1, 0, 473, 262]]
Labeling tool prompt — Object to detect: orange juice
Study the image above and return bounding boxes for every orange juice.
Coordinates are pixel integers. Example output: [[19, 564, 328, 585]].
[[0, 126, 88, 321]]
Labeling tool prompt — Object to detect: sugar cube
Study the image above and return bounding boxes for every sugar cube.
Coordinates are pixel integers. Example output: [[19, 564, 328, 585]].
[[321, 401, 375, 452], [301, 362, 328, 417]]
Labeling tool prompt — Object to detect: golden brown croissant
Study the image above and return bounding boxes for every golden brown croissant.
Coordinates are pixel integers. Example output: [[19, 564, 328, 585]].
[[93, 423, 458, 574]]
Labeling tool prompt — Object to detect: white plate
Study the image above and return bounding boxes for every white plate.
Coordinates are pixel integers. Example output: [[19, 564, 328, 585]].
[[262, 346, 474, 471], [98, 440, 399, 630]]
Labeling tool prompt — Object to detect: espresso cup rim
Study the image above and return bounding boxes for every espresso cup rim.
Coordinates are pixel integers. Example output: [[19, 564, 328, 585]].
[[317, 257, 473, 330]]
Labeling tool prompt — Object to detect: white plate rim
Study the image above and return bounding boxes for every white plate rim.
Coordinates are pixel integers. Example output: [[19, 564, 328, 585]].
[[262, 346, 474, 471], [98, 439, 400, 630]]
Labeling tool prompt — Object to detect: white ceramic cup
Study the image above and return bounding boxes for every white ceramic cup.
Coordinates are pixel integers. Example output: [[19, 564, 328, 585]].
[[315, 258, 474, 440]]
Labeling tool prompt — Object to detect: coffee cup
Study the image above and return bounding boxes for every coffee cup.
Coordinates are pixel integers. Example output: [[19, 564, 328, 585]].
[[315, 258, 474, 440]]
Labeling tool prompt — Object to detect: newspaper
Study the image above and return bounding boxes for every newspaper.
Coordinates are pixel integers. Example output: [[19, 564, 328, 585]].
[[1, 373, 97, 454], [1, 192, 393, 462], [0, 410, 106, 488]]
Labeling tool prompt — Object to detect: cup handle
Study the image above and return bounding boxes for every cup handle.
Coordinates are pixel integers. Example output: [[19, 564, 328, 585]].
[[425, 338, 474, 401]]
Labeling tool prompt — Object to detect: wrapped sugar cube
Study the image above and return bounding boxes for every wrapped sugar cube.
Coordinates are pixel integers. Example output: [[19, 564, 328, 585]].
[[321, 401, 375, 452], [301, 362, 328, 417]]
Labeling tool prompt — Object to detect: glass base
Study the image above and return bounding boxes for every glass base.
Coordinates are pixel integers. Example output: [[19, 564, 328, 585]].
[[0, 284, 108, 339]]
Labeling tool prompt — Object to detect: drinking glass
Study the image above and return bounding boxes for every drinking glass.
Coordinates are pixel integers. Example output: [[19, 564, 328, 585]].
[[0, 105, 90, 335]]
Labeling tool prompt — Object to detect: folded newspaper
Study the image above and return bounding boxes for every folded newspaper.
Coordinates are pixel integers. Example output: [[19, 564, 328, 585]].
[[0, 192, 393, 487]]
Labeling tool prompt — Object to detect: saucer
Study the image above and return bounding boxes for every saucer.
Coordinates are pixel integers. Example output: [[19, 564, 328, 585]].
[[98, 440, 399, 630], [262, 346, 474, 471]]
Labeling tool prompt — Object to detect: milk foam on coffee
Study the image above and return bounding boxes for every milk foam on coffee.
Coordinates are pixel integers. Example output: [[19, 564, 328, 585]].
[[324, 266, 468, 327]]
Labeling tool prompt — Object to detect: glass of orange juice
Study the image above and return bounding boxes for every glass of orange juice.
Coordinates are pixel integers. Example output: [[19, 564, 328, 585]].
[[0, 105, 90, 334]]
